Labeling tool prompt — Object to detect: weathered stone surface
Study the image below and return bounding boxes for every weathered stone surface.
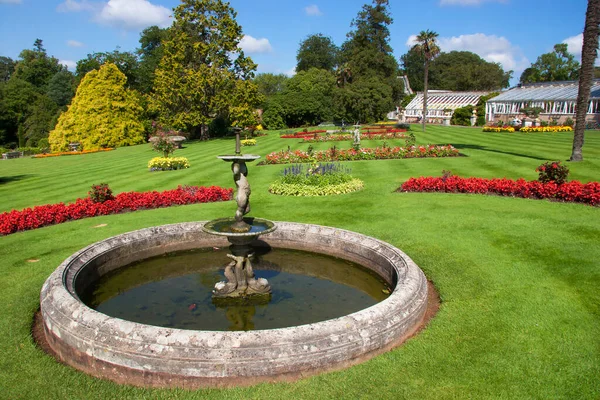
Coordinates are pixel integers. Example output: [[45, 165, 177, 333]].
[[41, 222, 428, 387]]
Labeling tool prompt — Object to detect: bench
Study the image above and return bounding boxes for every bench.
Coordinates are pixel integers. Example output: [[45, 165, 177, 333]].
[[2, 151, 21, 159]]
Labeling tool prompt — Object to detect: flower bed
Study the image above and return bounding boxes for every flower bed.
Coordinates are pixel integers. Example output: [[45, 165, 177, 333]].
[[483, 126, 515, 133], [261, 145, 459, 165], [362, 128, 407, 134], [32, 148, 115, 158], [400, 176, 600, 206], [0, 185, 233, 235], [303, 132, 407, 142], [280, 130, 327, 138], [269, 163, 363, 196], [148, 157, 190, 171], [520, 126, 573, 133], [241, 139, 256, 146]]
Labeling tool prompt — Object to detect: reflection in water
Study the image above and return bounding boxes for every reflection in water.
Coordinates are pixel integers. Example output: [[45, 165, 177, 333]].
[[81, 247, 391, 331]]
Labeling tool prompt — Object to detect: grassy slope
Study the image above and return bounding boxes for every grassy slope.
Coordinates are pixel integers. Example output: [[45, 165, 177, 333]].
[[0, 126, 599, 399]]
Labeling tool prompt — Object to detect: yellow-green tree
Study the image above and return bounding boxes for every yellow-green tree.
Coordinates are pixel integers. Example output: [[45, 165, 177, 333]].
[[49, 63, 145, 151], [151, 0, 262, 139]]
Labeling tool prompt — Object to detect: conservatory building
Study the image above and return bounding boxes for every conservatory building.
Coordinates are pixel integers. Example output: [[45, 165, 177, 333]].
[[401, 90, 490, 124], [485, 79, 600, 123]]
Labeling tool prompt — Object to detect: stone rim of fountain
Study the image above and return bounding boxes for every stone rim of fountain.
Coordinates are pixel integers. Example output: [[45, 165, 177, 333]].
[[40, 221, 429, 388]]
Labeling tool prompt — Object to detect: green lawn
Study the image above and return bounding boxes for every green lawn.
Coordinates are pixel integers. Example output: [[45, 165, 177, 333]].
[[0, 125, 599, 399]]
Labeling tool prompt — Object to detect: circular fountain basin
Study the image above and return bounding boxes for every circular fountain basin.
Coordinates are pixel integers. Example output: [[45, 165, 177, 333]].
[[40, 222, 428, 388]]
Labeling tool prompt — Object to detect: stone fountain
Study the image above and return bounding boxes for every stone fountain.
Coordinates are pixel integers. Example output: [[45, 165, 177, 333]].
[[202, 127, 276, 300], [39, 127, 430, 388]]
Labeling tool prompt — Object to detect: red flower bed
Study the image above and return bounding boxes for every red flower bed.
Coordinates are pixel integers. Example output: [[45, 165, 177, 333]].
[[280, 130, 327, 138], [0, 185, 233, 235], [400, 176, 600, 206], [362, 129, 407, 134]]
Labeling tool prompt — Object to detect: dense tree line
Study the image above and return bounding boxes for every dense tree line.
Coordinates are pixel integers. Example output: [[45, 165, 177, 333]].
[[0, 0, 262, 149]]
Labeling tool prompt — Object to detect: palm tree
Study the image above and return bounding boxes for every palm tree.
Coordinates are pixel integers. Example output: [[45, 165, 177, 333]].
[[571, 0, 600, 161], [335, 63, 353, 87], [413, 30, 440, 132]]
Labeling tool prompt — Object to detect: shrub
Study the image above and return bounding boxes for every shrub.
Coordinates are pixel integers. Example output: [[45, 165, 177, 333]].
[[89, 183, 114, 203], [148, 157, 190, 171], [241, 139, 256, 146], [150, 123, 181, 157], [564, 117, 575, 127], [269, 163, 363, 196], [536, 161, 569, 185], [450, 105, 473, 126], [208, 116, 230, 138]]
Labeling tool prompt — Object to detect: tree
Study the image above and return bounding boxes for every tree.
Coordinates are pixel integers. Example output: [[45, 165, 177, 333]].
[[22, 95, 59, 146], [253, 73, 288, 103], [429, 51, 511, 90], [137, 26, 170, 94], [412, 30, 440, 132], [12, 39, 65, 90], [401, 47, 425, 92], [76, 50, 140, 90], [571, 0, 600, 162], [0, 79, 39, 146], [151, 0, 261, 138], [296, 34, 338, 72], [0, 56, 16, 82], [337, 0, 403, 122], [47, 70, 75, 107], [49, 63, 145, 151], [264, 68, 335, 127], [520, 44, 580, 84]]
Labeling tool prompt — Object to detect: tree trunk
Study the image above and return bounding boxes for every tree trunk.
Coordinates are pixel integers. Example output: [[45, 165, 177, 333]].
[[571, 0, 600, 162], [422, 60, 429, 132]]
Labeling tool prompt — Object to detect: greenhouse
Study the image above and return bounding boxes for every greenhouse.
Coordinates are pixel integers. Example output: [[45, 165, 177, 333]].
[[485, 79, 600, 123], [401, 91, 489, 123]]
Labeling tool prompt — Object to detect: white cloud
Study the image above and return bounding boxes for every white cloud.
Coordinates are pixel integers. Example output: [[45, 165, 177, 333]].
[[440, 0, 507, 5], [96, 0, 171, 29], [239, 35, 273, 54], [562, 33, 600, 66], [60, 60, 77, 70], [284, 67, 296, 77], [563, 34, 583, 60], [67, 39, 84, 47], [0, 0, 22, 4], [58, 0, 171, 30], [438, 33, 529, 72], [305, 5, 322, 16]]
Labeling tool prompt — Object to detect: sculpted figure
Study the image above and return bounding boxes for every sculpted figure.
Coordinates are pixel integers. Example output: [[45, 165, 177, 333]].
[[232, 161, 251, 227]]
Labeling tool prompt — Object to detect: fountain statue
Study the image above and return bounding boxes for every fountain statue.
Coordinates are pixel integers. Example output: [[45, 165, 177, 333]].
[[353, 122, 361, 148], [203, 127, 276, 299]]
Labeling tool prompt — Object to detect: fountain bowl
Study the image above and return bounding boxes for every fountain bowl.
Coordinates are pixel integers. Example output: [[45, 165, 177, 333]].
[[40, 221, 429, 388]]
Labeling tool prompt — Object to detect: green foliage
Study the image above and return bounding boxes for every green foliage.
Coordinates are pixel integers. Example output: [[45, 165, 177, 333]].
[[264, 68, 335, 127], [401, 47, 425, 92], [49, 63, 146, 151], [429, 51, 512, 90], [151, 0, 261, 138], [0, 56, 16, 82], [208, 115, 230, 137], [253, 73, 288, 103], [76, 50, 140, 90], [333, 77, 394, 123], [137, 26, 169, 94], [296, 34, 339, 72], [88, 183, 114, 203], [46, 70, 75, 108], [261, 100, 287, 130], [12, 39, 65, 89], [0, 78, 39, 146], [536, 161, 570, 184], [336, 0, 403, 120], [450, 105, 474, 126], [400, 93, 416, 109], [520, 44, 580, 84], [150, 125, 178, 157], [521, 106, 545, 118], [23, 95, 59, 146]]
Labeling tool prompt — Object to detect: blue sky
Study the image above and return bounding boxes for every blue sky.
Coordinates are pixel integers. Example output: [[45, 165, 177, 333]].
[[0, 0, 592, 86]]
